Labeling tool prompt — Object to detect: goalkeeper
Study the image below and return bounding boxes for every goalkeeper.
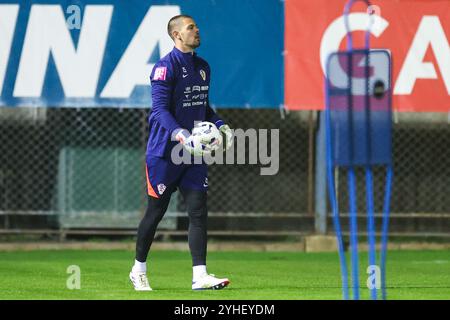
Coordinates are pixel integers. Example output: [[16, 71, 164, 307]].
[[129, 14, 233, 291]]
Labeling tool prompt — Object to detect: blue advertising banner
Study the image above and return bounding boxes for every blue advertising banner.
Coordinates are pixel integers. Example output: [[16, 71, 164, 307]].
[[0, 0, 284, 108]]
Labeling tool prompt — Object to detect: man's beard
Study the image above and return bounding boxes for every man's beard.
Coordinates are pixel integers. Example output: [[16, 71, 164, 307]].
[[190, 40, 200, 49]]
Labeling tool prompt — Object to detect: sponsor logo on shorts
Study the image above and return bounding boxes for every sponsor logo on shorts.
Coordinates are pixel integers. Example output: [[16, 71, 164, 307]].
[[157, 183, 166, 195]]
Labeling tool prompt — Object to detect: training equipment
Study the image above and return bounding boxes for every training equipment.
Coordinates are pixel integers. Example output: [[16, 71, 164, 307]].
[[129, 271, 152, 291], [191, 121, 223, 155], [324, 0, 393, 300], [192, 273, 230, 290]]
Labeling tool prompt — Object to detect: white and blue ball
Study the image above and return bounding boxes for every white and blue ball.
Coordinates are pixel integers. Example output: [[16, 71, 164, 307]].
[[191, 121, 223, 154]]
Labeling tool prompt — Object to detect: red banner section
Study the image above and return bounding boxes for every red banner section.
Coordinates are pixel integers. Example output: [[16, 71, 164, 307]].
[[285, 0, 450, 112]]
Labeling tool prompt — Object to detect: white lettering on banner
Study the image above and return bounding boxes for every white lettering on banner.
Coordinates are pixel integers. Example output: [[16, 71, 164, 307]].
[[394, 16, 450, 95], [321, 13, 450, 98], [100, 6, 179, 98], [13, 5, 113, 97], [0, 5, 19, 94], [320, 13, 389, 76]]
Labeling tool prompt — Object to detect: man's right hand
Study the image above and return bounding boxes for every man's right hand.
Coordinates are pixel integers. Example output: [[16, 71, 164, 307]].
[[174, 128, 191, 144], [173, 128, 201, 156]]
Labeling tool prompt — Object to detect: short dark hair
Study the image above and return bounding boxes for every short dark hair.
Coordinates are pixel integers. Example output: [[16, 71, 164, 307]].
[[167, 14, 193, 40]]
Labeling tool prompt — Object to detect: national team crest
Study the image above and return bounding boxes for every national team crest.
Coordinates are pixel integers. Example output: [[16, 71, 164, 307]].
[[200, 69, 206, 81], [157, 183, 166, 195]]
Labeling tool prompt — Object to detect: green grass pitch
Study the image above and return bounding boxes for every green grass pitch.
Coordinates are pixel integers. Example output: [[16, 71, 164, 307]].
[[0, 249, 449, 300]]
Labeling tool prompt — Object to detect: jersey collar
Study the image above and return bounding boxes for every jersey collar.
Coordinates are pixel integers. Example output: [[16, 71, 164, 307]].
[[173, 46, 197, 59]]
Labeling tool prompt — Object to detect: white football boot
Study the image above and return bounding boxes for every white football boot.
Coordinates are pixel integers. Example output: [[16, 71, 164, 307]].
[[192, 274, 230, 290], [129, 271, 152, 291]]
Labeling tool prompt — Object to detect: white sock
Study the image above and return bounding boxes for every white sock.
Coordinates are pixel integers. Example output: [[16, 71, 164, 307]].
[[193, 265, 207, 281], [132, 259, 146, 273]]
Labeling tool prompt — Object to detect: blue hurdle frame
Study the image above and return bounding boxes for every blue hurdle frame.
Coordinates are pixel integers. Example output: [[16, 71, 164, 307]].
[[324, 0, 394, 300]]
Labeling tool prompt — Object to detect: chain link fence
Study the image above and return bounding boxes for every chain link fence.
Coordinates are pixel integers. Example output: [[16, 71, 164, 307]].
[[0, 108, 148, 232], [1, 107, 450, 237], [334, 113, 450, 237]]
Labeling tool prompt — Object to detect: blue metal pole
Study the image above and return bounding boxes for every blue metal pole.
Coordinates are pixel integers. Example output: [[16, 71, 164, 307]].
[[315, 112, 328, 235], [381, 166, 393, 300], [348, 167, 359, 300], [325, 107, 349, 300], [365, 167, 377, 299]]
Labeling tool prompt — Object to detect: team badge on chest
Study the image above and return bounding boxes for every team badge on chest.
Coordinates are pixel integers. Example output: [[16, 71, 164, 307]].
[[200, 69, 206, 81]]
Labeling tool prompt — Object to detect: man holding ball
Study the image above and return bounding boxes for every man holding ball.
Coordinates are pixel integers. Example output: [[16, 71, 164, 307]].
[[129, 14, 233, 291]]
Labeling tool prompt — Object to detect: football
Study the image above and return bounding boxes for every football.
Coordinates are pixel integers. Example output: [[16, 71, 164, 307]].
[[191, 121, 223, 154]]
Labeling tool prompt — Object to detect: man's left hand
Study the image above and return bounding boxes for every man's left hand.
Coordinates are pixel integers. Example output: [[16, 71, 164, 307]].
[[219, 124, 233, 150]]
